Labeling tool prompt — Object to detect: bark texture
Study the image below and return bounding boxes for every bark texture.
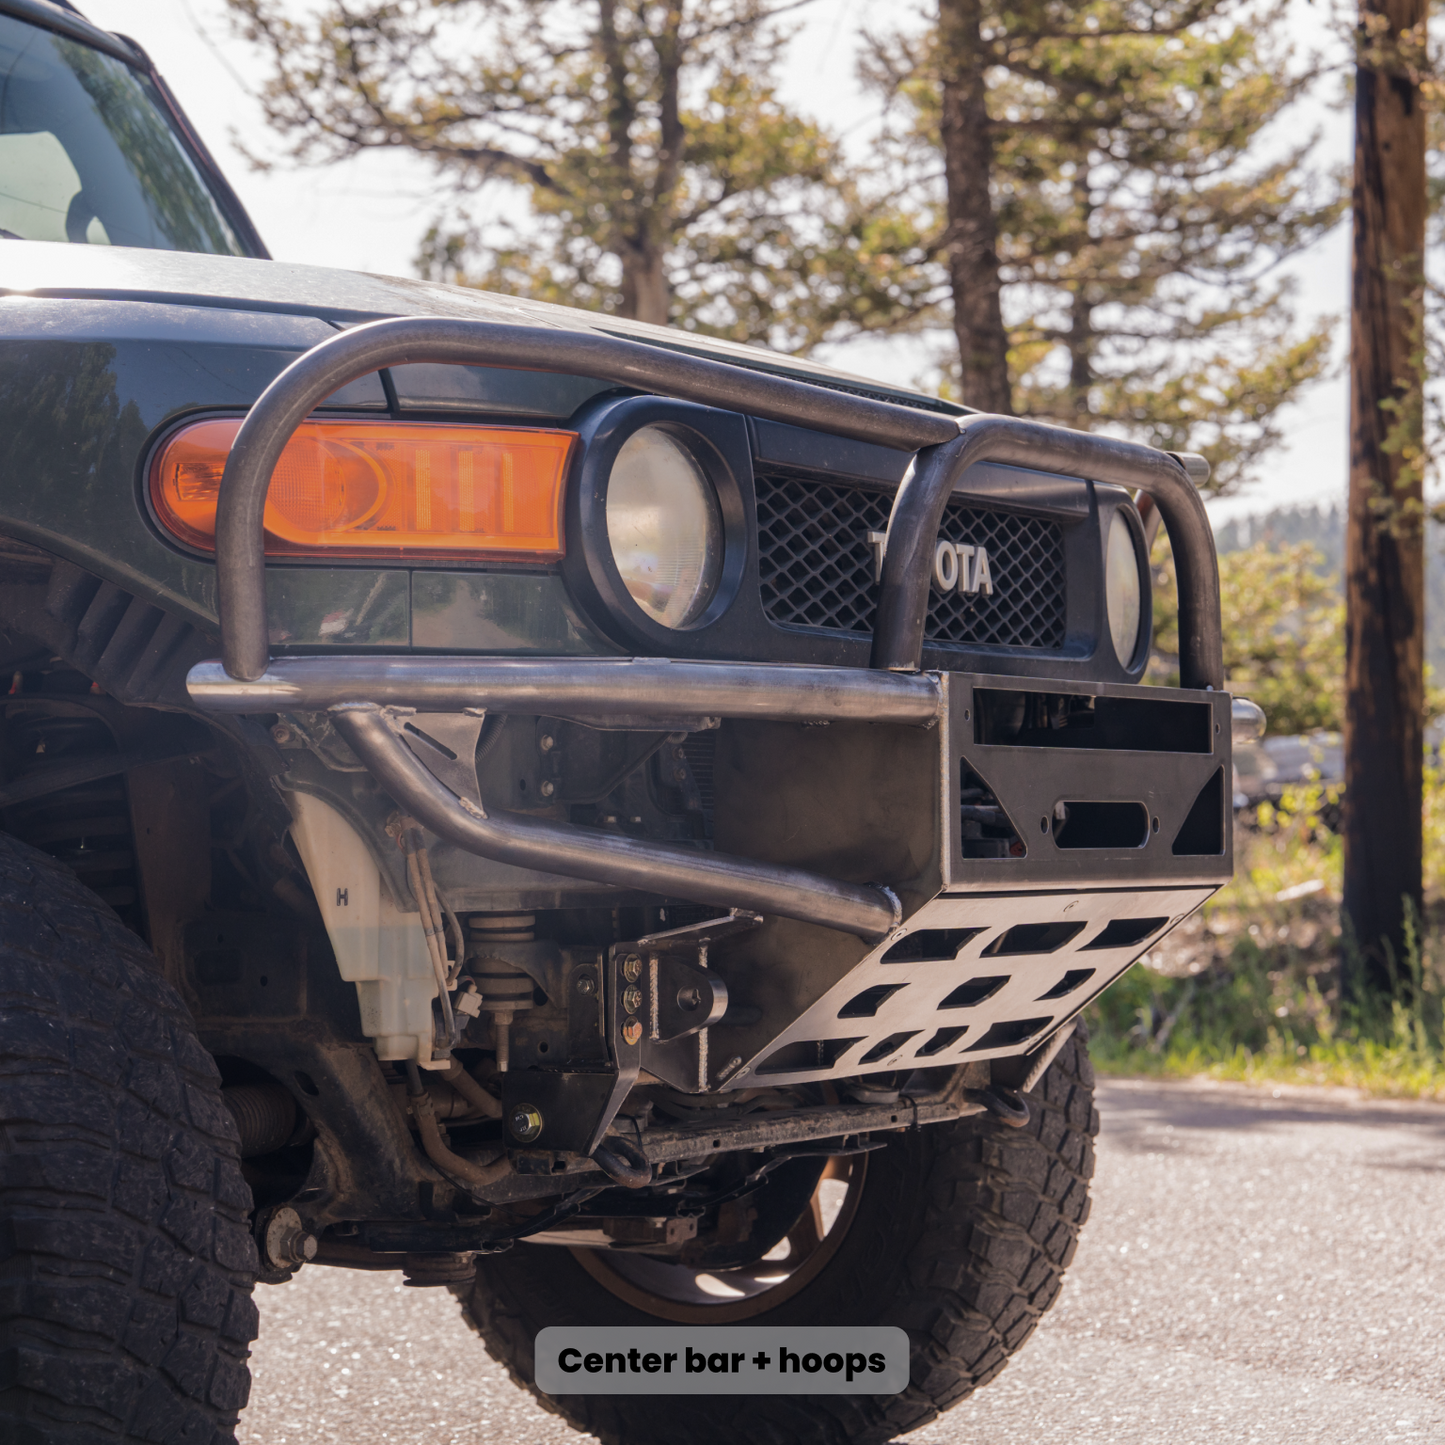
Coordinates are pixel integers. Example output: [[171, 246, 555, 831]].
[[1343, 0, 1428, 989], [937, 0, 1012, 414]]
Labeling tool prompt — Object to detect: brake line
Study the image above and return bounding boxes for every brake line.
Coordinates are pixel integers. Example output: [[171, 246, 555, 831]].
[[403, 1061, 509, 1193], [397, 821, 457, 1052]]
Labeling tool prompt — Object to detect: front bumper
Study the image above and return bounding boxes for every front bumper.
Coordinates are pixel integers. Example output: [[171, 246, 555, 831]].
[[189, 656, 1243, 1093], [189, 656, 1246, 924]]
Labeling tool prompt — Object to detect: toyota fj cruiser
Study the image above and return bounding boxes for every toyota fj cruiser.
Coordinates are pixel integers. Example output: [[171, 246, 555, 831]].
[[0, 2, 1262, 1442]]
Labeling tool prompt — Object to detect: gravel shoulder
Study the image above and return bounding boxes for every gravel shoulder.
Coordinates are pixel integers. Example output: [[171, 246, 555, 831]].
[[237, 1076, 1445, 1445]]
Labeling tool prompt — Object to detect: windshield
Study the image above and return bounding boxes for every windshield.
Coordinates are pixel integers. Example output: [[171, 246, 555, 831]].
[[0, 12, 245, 254]]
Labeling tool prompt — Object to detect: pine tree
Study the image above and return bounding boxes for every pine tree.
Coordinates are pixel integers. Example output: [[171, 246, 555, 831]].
[[863, 1, 1343, 493], [223, 0, 924, 349]]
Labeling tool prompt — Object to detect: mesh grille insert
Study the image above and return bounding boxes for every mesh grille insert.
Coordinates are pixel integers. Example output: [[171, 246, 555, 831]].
[[755, 473, 1067, 648]]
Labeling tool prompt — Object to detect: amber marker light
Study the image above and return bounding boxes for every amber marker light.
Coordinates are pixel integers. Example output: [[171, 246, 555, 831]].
[[150, 417, 576, 560]]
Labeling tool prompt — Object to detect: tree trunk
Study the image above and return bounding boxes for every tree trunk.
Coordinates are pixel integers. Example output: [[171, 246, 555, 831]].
[[1067, 288, 1093, 420], [598, 0, 671, 327], [1342, 0, 1427, 993], [619, 247, 671, 326], [1066, 175, 1094, 423], [621, 1, 683, 329], [937, 0, 1011, 414]]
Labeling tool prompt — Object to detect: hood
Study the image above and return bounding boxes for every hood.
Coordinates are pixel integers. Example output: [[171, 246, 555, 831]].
[[2, 240, 962, 417]]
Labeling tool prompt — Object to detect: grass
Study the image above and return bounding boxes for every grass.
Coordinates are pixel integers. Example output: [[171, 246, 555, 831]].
[[1083, 777, 1445, 1100]]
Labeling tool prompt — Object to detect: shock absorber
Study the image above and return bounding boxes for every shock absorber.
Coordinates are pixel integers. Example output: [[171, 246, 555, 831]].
[[467, 913, 536, 1072]]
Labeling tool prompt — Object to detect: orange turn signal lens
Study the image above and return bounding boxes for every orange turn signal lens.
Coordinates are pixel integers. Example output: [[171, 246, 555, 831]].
[[149, 417, 576, 559]]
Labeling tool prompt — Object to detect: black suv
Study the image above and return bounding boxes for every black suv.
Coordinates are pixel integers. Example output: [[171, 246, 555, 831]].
[[0, 3, 1256, 1441]]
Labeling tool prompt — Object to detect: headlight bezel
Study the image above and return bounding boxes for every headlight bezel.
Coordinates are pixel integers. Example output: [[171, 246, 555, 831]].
[[1100, 497, 1151, 674], [565, 397, 750, 650]]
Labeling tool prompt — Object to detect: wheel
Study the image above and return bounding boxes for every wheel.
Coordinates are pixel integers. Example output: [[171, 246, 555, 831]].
[[455, 1027, 1099, 1445], [0, 830, 259, 1443]]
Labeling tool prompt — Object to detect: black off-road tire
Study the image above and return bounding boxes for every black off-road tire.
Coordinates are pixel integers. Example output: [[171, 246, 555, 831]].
[[0, 831, 259, 1443], [455, 1027, 1098, 1445]]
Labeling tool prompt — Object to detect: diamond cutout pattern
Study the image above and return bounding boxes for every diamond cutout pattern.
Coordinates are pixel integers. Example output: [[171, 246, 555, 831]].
[[755, 473, 1067, 649]]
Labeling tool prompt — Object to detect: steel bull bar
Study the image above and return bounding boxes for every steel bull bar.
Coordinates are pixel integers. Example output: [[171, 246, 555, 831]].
[[188, 316, 1229, 941]]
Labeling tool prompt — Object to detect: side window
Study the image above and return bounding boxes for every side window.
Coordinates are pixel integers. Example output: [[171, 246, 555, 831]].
[[55, 36, 233, 254], [0, 131, 108, 243], [0, 14, 242, 255]]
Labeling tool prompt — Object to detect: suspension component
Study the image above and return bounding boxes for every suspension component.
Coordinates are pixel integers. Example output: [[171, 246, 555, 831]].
[[221, 1081, 300, 1157], [467, 912, 537, 1072], [403, 1252, 479, 1287], [261, 1206, 318, 1271]]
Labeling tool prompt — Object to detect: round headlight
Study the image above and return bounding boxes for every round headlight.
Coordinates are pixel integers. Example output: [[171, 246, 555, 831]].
[[1105, 510, 1142, 666], [605, 426, 723, 628]]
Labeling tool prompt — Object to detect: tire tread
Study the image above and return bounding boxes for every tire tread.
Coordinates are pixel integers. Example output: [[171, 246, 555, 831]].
[[0, 832, 258, 1444]]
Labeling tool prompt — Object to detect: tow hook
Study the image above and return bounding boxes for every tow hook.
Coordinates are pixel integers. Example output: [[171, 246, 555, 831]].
[[974, 1019, 1081, 1129], [977, 1085, 1031, 1129]]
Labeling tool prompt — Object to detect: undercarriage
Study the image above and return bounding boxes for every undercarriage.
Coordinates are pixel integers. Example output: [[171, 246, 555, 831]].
[[0, 602, 1220, 1279]]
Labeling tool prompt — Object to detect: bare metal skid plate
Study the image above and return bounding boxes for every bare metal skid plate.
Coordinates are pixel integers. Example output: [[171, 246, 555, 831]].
[[724, 886, 1213, 1088]]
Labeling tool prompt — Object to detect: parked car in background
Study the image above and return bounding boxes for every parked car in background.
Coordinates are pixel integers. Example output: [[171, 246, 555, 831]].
[[1233, 732, 1344, 810]]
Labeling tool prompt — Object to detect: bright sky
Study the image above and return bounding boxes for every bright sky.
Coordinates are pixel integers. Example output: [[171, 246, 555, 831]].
[[77, 0, 1355, 528]]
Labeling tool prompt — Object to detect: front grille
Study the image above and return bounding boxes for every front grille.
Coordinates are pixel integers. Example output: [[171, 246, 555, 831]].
[[755, 474, 1067, 649]]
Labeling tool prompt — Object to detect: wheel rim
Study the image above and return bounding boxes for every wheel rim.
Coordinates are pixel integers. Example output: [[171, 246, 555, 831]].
[[570, 1155, 868, 1324]]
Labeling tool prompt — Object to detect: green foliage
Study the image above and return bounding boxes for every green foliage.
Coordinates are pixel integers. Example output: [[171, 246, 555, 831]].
[[1222, 780, 1344, 916], [224, 0, 924, 346], [1424, 755, 1445, 898], [1149, 535, 1344, 733], [1087, 789, 1445, 1098], [1086, 945, 1445, 1098], [1218, 541, 1344, 733], [863, 1, 1342, 493]]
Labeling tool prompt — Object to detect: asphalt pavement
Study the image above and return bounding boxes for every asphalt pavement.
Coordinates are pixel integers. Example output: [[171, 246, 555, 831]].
[[235, 1077, 1445, 1445]]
